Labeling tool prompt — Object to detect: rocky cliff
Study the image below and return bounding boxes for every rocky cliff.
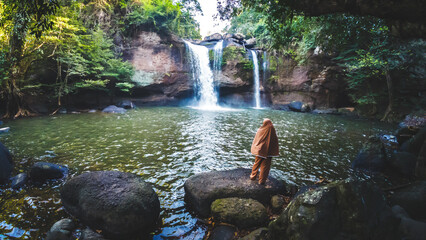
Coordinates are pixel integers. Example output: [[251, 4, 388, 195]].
[[123, 32, 348, 109]]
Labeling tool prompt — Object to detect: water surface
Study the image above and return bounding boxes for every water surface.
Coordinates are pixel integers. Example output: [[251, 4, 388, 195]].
[[0, 107, 395, 239]]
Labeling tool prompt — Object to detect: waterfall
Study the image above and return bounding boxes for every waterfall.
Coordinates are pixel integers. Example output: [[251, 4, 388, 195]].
[[262, 51, 269, 82], [251, 50, 261, 109], [185, 41, 219, 109], [213, 40, 223, 71]]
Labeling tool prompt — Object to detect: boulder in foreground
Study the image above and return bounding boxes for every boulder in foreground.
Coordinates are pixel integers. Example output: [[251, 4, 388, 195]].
[[184, 168, 286, 217], [268, 179, 398, 240], [61, 171, 160, 239], [30, 162, 68, 183], [0, 142, 13, 184]]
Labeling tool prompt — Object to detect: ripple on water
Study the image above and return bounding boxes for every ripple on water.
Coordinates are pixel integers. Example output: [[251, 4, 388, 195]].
[[0, 107, 395, 239]]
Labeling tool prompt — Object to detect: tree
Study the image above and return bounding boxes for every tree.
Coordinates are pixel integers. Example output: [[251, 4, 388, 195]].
[[0, 0, 59, 118]]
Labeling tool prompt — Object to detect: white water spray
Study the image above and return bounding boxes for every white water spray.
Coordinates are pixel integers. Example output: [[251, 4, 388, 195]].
[[185, 41, 219, 109], [251, 50, 261, 109]]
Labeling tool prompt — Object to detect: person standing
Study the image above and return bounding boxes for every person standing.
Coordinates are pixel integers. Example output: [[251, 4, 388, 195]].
[[250, 118, 279, 184]]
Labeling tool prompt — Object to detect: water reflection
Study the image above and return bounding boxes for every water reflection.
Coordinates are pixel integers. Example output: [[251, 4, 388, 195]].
[[0, 107, 395, 239]]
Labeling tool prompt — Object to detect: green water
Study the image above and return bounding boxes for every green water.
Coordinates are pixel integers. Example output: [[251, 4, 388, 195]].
[[0, 107, 395, 239]]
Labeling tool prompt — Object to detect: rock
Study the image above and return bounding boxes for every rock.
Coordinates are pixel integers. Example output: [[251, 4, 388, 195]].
[[101, 105, 126, 114], [245, 38, 256, 48], [400, 126, 426, 156], [211, 198, 268, 228], [207, 225, 236, 240], [268, 179, 399, 240], [395, 127, 418, 145], [389, 152, 417, 177], [0, 142, 13, 184], [288, 101, 310, 112], [238, 228, 268, 240], [398, 114, 426, 129], [117, 100, 134, 109], [271, 195, 285, 212], [337, 107, 356, 115], [11, 173, 28, 189], [312, 108, 337, 114], [0, 127, 10, 133], [61, 171, 160, 239], [184, 168, 286, 217], [88, 109, 97, 113], [380, 134, 398, 149], [204, 33, 223, 42], [388, 181, 426, 220], [233, 33, 245, 40], [223, 33, 234, 39], [392, 205, 426, 240], [58, 108, 67, 114], [29, 162, 68, 182], [46, 218, 75, 240], [80, 228, 109, 240], [352, 136, 386, 172]]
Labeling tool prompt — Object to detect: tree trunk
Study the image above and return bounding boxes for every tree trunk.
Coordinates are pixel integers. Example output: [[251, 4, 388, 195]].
[[381, 71, 393, 121]]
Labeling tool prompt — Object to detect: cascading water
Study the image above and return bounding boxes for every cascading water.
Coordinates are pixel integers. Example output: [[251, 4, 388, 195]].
[[212, 40, 223, 97], [251, 50, 261, 109], [185, 41, 219, 109], [262, 51, 269, 83]]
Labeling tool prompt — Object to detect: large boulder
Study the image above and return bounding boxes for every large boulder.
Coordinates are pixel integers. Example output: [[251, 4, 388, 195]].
[[268, 179, 399, 240], [61, 171, 160, 239], [29, 162, 68, 183], [388, 181, 426, 220], [211, 198, 268, 228], [102, 105, 126, 114], [0, 142, 13, 184], [351, 136, 386, 172], [184, 168, 286, 217]]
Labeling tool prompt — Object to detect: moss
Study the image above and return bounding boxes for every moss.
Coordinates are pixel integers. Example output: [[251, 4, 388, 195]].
[[222, 46, 246, 64]]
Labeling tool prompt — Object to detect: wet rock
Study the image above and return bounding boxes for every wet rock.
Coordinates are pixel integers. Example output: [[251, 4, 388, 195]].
[[211, 198, 268, 228], [88, 109, 97, 113], [184, 168, 286, 217], [271, 195, 285, 213], [46, 218, 75, 240], [207, 225, 236, 240], [388, 181, 426, 220], [0, 142, 13, 184], [204, 33, 223, 42], [268, 179, 399, 240], [61, 171, 160, 239], [392, 205, 426, 240], [398, 114, 426, 129], [380, 134, 398, 149], [352, 136, 386, 172], [312, 108, 337, 114], [288, 101, 310, 112], [80, 228, 109, 240], [29, 162, 68, 182], [117, 100, 134, 109], [11, 173, 28, 189], [102, 105, 126, 114], [400, 126, 426, 156], [239, 228, 268, 240], [0, 127, 10, 133], [389, 152, 417, 177]]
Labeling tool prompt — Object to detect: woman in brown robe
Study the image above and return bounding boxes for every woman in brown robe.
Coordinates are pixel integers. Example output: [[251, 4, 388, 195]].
[[250, 118, 279, 184]]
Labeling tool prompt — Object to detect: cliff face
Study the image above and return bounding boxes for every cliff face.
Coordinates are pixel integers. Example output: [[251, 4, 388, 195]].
[[123, 31, 193, 105], [124, 32, 348, 109]]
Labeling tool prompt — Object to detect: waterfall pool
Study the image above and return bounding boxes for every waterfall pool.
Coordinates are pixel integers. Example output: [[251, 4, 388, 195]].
[[0, 107, 395, 239]]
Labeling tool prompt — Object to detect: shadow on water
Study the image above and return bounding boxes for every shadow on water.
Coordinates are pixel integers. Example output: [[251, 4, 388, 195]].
[[0, 107, 395, 239]]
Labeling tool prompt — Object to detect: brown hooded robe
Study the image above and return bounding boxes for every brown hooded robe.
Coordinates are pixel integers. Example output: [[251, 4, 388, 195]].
[[250, 119, 279, 184]]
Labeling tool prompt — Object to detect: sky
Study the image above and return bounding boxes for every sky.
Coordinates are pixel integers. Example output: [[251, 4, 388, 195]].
[[193, 0, 230, 38]]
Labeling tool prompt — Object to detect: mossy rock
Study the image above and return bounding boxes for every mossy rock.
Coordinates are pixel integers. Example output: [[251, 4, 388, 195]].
[[211, 197, 268, 229]]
